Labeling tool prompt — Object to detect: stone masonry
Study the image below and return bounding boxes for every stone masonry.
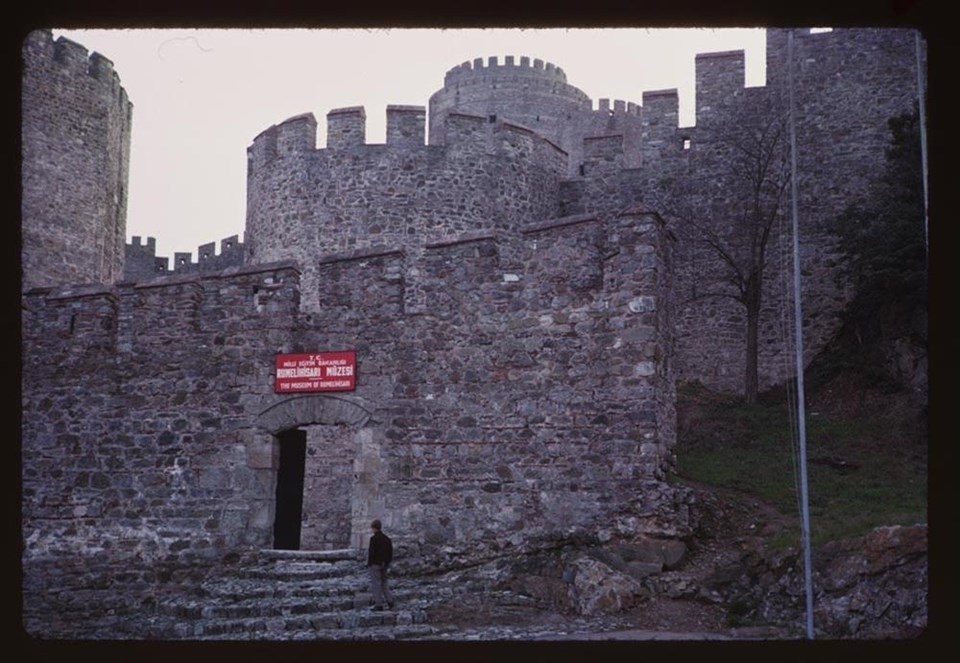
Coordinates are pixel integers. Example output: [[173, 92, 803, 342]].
[[21, 211, 676, 634], [21, 30, 132, 290], [95, 28, 926, 395], [20, 27, 925, 637]]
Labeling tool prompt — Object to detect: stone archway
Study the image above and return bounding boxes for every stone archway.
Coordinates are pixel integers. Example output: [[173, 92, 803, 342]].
[[257, 394, 372, 433], [257, 395, 376, 550]]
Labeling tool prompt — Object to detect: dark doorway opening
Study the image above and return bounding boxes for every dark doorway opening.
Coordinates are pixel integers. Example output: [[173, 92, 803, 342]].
[[273, 428, 307, 550]]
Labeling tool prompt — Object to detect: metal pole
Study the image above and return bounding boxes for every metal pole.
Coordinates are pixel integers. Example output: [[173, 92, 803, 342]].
[[916, 31, 929, 258], [787, 28, 815, 641]]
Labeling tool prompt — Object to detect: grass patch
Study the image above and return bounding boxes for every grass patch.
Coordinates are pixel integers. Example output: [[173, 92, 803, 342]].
[[675, 381, 927, 546]]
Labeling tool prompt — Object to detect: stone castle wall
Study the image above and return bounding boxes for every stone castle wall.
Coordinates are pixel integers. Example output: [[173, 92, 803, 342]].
[[21, 260, 299, 625], [21, 212, 675, 620], [21, 29, 132, 290], [657, 28, 925, 391]]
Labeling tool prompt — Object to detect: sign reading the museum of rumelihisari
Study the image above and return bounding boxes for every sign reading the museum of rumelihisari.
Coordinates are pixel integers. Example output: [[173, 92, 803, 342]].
[[274, 351, 356, 393]]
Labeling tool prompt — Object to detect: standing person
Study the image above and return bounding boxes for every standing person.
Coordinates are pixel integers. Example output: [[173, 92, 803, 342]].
[[367, 519, 394, 611]]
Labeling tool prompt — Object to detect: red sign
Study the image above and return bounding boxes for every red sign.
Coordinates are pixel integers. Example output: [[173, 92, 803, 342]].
[[274, 351, 356, 393]]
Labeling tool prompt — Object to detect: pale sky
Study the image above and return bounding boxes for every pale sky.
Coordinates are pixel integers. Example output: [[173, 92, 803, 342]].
[[52, 28, 767, 261]]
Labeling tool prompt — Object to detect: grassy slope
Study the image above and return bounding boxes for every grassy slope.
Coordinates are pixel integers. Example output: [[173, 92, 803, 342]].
[[672, 372, 927, 547]]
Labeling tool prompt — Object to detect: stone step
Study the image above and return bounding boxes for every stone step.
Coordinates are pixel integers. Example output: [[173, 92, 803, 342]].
[[176, 583, 438, 618], [164, 606, 431, 639], [198, 577, 362, 601], [239, 562, 362, 582], [161, 586, 433, 620], [202, 566, 442, 593], [260, 548, 360, 562], [161, 597, 352, 620], [197, 573, 432, 600], [201, 622, 448, 641]]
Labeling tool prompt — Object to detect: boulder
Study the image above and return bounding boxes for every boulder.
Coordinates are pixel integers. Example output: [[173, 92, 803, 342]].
[[567, 556, 649, 616]]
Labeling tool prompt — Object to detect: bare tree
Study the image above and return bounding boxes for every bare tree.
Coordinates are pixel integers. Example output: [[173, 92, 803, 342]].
[[654, 98, 791, 403]]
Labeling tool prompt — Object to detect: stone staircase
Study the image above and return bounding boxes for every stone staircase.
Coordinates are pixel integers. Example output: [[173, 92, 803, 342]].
[[31, 545, 748, 641], [133, 549, 468, 640]]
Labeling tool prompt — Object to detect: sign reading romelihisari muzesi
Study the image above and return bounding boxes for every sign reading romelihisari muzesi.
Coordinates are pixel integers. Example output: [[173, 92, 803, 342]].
[[274, 351, 356, 393]]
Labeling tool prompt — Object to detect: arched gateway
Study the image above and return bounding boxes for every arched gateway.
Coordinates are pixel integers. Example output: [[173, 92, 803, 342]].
[[257, 395, 377, 551]]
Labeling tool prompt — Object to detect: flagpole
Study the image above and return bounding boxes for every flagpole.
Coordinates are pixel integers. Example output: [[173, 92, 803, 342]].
[[787, 28, 816, 641], [915, 31, 929, 258]]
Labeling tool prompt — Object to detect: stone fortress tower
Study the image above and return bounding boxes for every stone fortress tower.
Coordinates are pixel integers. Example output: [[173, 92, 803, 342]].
[[428, 55, 646, 173], [244, 106, 569, 313], [243, 55, 663, 314], [21, 30, 132, 290]]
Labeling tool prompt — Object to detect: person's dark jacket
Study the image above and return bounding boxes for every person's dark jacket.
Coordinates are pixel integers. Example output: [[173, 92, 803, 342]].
[[367, 530, 393, 567]]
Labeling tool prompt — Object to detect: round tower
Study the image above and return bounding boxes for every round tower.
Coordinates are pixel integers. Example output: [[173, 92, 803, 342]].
[[428, 55, 645, 173], [245, 105, 568, 312], [428, 56, 592, 169], [21, 30, 133, 290]]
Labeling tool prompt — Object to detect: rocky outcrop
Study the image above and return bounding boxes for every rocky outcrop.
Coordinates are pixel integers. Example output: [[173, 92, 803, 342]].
[[705, 524, 927, 638], [813, 524, 927, 638]]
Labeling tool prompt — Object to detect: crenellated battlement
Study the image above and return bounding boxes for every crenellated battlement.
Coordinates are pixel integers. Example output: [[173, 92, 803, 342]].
[[594, 98, 642, 116], [249, 22, 928, 283], [386, 105, 426, 146], [129, 236, 156, 251], [123, 234, 245, 282], [443, 55, 569, 85], [438, 67, 591, 104], [641, 89, 680, 127], [247, 105, 567, 169], [694, 49, 746, 125], [246, 103, 571, 309], [23, 261, 300, 362], [62, 212, 665, 334], [25, 30, 127, 98], [429, 54, 593, 155], [172, 234, 245, 273], [28, 29, 926, 396]]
